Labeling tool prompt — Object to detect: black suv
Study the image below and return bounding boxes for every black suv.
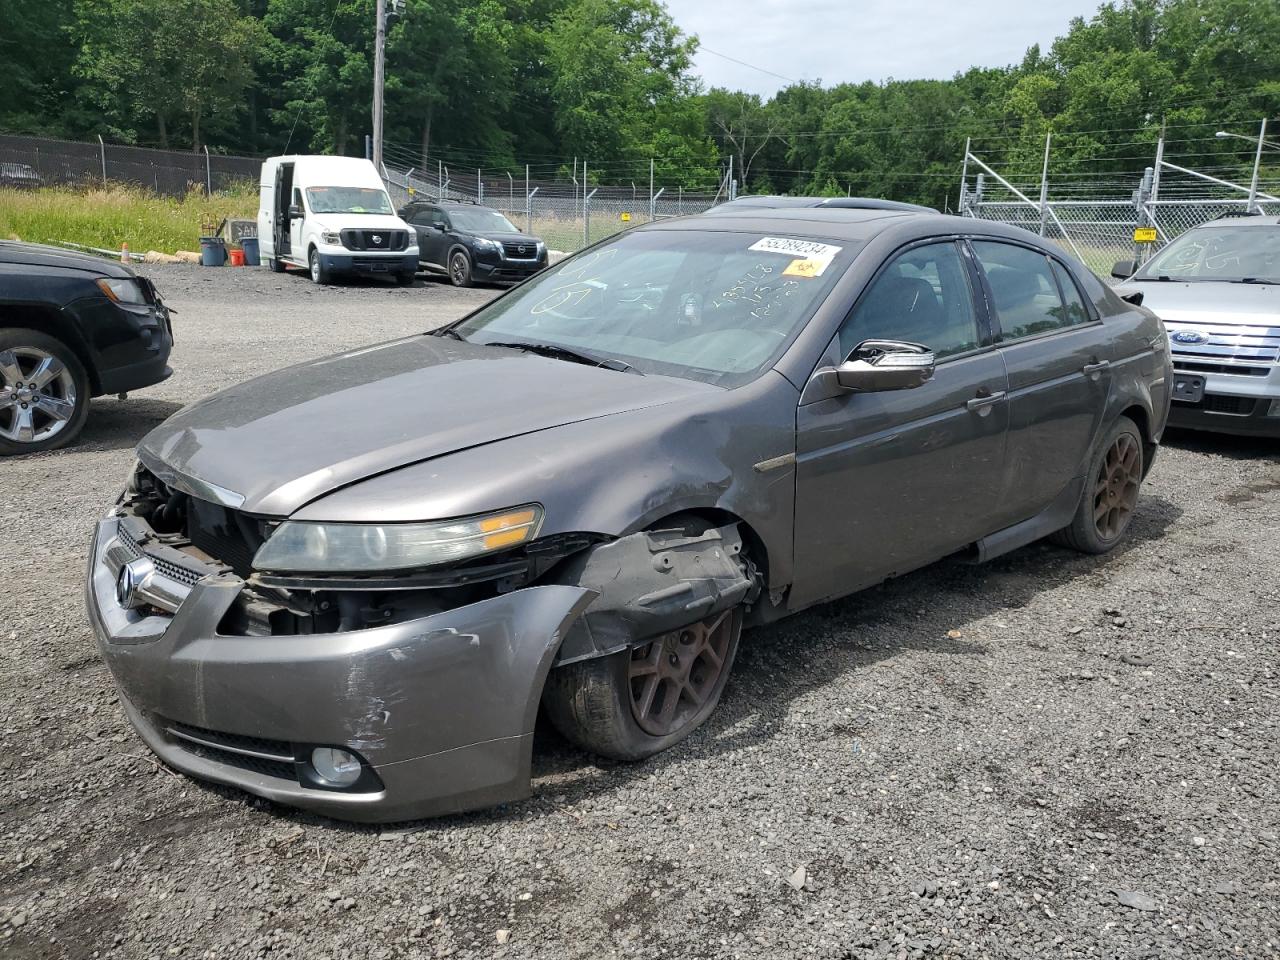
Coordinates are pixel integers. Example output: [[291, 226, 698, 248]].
[[399, 200, 548, 287], [0, 241, 173, 455]]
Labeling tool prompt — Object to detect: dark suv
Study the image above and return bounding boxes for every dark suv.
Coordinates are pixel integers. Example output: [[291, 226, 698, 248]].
[[0, 241, 173, 455], [399, 200, 548, 287]]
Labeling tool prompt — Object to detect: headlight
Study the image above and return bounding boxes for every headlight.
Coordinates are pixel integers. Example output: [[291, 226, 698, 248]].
[[320, 230, 342, 245], [251, 505, 543, 573], [96, 278, 146, 304], [475, 238, 501, 252]]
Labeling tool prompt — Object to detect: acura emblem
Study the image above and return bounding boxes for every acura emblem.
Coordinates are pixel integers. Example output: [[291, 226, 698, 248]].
[[1171, 330, 1209, 345], [116, 556, 156, 609]]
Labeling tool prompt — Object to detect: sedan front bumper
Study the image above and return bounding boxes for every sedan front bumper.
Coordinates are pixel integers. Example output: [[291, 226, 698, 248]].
[[86, 517, 593, 822]]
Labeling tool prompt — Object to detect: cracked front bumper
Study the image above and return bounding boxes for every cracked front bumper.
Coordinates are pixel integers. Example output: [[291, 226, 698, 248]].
[[85, 517, 593, 822]]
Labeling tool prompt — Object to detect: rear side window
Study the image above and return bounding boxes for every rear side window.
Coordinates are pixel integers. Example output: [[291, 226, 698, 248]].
[[1050, 260, 1090, 326], [971, 241, 1086, 341]]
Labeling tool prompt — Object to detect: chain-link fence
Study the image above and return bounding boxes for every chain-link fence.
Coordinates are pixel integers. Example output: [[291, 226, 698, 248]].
[[381, 156, 725, 254], [0, 133, 259, 197], [960, 129, 1280, 277]]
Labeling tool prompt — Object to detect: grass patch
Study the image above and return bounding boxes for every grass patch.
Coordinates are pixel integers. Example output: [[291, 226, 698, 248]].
[[0, 182, 257, 254]]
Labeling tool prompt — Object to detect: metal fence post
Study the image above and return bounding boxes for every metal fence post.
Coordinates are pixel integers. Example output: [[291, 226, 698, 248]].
[[526, 186, 538, 235], [477, 168, 482, 203], [98, 134, 107, 185], [1038, 133, 1051, 236], [649, 187, 664, 221], [507, 172, 513, 215], [583, 188, 597, 247], [1133, 167, 1153, 265], [1248, 117, 1268, 213], [205, 145, 212, 195], [959, 137, 971, 216]]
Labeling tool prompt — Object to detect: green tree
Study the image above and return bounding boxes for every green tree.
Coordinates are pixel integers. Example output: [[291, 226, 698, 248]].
[[72, 0, 263, 149]]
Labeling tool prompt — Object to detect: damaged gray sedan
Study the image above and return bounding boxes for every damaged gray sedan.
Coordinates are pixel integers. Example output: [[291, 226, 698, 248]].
[[87, 208, 1172, 821]]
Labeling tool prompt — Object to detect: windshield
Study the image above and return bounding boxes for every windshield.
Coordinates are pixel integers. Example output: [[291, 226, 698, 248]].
[[449, 208, 520, 233], [1137, 224, 1280, 282], [450, 229, 858, 385], [306, 187, 394, 215]]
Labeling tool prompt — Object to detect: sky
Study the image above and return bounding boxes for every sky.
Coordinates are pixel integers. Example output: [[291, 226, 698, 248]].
[[663, 0, 1107, 97]]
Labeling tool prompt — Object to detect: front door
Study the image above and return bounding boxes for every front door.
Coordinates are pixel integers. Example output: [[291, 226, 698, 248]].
[[968, 241, 1114, 528], [289, 187, 307, 262], [791, 240, 1009, 609]]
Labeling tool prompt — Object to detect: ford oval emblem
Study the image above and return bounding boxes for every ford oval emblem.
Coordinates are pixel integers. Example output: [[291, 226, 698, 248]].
[[1171, 330, 1209, 345]]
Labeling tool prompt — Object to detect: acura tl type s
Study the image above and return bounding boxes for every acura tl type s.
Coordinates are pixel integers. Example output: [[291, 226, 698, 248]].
[[87, 208, 1172, 822]]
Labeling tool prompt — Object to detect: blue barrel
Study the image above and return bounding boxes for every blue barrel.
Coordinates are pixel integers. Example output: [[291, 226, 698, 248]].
[[240, 236, 260, 266], [199, 237, 225, 266]]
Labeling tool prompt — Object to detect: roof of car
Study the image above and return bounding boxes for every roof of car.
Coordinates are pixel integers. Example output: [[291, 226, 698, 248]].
[[1196, 214, 1280, 227], [706, 195, 939, 214], [640, 207, 1033, 245]]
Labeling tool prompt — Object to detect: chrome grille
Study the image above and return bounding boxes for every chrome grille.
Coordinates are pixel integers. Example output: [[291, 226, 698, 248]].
[[502, 241, 537, 259], [1166, 320, 1280, 370], [117, 522, 205, 588]]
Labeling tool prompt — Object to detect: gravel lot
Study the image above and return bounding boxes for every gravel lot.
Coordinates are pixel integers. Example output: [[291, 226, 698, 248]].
[[1, 264, 1278, 960]]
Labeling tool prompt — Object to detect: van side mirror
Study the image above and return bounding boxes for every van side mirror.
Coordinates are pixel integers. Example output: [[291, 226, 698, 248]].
[[1111, 259, 1136, 280], [835, 339, 935, 392], [288, 204, 303, 219]]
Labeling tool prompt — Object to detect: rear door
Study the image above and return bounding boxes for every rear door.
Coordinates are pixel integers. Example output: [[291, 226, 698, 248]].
[[791, 239, 1009, 608], [968, 240, 1114, 528], [405, 206, 433, 263]]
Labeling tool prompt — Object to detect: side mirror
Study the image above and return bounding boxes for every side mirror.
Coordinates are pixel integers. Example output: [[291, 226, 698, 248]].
[[835, 339, 935, 393], [1111, 259, 1136, 280], [288, 204, 303, 220]]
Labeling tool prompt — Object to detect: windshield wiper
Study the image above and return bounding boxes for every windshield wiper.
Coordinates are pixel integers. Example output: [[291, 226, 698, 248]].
[[433, 327, 464, 340], [1133, 275, 1175, 282], [482, 340, 643, 374], [1236, 277, 1279, 285]]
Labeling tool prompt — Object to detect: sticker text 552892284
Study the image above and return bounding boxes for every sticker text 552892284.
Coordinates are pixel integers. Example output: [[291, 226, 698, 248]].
[[748, 237, 842, 278]]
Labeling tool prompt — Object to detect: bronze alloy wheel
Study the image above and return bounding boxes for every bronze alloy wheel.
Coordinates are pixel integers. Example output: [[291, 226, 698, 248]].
[[1094, 431, 1142, 540], [627, 610, 734, 737]]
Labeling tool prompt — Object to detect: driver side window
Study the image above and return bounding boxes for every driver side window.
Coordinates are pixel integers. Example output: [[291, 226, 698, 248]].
[[838, 242, 980, 360], [431, 209, 449, 229]]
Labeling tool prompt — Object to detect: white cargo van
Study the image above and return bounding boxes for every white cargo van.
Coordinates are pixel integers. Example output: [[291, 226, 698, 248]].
[[258, 155, 418, 285]]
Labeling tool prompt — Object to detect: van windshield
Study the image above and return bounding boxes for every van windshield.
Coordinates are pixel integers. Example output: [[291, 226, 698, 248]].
[[306, 187, 394, 215]]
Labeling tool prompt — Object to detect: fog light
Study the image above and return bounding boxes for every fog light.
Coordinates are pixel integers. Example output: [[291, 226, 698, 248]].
[[311, 746, 362, 786], [1267, 399, 1280, 418]]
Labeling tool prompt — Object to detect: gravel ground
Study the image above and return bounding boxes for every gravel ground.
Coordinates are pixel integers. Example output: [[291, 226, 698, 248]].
[[1, 264, 1278, 960]]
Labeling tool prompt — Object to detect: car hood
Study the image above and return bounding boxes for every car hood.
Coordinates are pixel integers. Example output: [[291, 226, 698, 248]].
[[473, 231, 541, 246], [1117, 280, 1278, 325], [0, 239, 136, 278], [309, 213, 410, 233], [137, 336, 714, 517]]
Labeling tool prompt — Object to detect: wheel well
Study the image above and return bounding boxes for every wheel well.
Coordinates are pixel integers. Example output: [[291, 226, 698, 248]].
[[0, 306, 100, 393], [1119, 404, 1157, 476], [647, 507, 769, 588]]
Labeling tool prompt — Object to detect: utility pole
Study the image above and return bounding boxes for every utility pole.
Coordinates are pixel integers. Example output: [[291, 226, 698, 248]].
[[372, 0, 387, 170]]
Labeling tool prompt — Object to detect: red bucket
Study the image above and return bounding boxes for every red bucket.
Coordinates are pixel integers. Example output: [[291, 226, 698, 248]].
[[228, 248, 246, 267]]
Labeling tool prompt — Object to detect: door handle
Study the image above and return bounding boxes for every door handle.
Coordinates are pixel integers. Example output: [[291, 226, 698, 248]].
[[1082, 360, 1111, 380], [965, 390, 1006, 416]]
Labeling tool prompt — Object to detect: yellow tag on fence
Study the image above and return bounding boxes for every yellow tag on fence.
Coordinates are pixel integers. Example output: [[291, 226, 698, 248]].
[[1133, 227, 1157, 243], [620, 212, 632, 222]]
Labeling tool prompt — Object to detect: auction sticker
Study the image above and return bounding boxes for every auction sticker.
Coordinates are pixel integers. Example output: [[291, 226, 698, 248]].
[[749, 237, 842, 277]]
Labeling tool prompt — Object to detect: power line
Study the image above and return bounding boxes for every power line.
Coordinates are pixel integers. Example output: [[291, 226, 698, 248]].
[[698, 46, 796, 84]]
